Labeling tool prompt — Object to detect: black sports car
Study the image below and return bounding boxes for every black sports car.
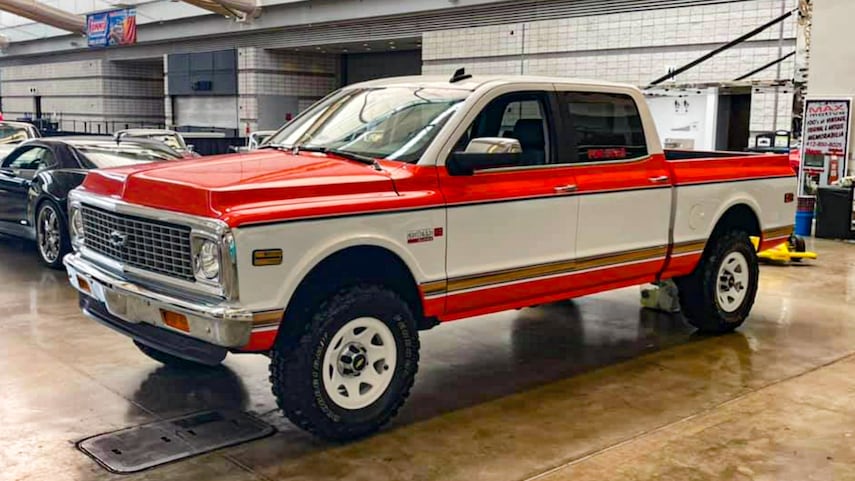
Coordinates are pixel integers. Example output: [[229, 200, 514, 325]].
[[0, 137, 183, 268]]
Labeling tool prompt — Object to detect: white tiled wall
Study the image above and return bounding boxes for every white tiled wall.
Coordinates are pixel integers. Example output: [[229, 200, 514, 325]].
[[237, 47, 338, 132], [750, 88, 795, 131], [0, 58, 166, 131], [425, 1, 798, 61], [424, 44, 796, 86], [423, 0, 798, 134]]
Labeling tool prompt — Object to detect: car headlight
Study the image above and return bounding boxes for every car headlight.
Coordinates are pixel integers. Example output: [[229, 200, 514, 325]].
[[70, 207, 84, 244], [194, 239, 220, 280]]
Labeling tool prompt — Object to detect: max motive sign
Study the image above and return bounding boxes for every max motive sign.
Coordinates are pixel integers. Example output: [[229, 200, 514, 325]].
[[803, 99, 851, 156]]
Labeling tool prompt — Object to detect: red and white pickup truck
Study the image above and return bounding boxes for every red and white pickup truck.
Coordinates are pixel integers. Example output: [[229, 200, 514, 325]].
[[64, 74, 796, 440]]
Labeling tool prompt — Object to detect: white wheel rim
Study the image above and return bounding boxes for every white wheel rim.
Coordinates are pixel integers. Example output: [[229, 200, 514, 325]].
[[321, 317, 397, 410], [716, 252, 750, 313], [37, 205, 61, 263]]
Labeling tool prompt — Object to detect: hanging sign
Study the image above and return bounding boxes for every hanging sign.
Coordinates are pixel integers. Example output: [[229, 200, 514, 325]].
[[87, 8, 137, 48], [798, 98, 852, 196], [803, 99, 850, 156]]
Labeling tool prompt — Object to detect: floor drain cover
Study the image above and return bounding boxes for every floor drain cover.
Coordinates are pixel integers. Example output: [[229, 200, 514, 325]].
[[77, 410, 275, 474]]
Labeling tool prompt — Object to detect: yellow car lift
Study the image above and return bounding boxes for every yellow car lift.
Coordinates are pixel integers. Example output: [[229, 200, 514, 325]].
[[750, 235, 817, 263]]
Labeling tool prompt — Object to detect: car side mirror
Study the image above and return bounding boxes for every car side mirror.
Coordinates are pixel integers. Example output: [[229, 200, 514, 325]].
[[446, 137, 522, 176], [187, 144, 195, 152]]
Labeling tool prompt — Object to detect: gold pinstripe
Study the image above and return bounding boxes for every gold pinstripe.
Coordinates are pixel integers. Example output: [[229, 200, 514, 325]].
[[421, 226, 796, 298], [422, 245, 668, 297]]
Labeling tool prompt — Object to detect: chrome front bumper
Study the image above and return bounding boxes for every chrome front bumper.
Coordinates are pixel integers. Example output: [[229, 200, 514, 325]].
[[64, 253, 254, 348]]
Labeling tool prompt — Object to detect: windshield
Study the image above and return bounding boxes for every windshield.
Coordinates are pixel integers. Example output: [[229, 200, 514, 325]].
[[0, 125, 31, 144], [75, 144, 182, 168], [123, 132, 187, 151], [143, 134, 186, 151], [266, 87, 469, 163]]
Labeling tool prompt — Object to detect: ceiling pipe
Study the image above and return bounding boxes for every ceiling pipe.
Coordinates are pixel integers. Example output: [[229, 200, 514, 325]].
[[0, 0, 85, 34]]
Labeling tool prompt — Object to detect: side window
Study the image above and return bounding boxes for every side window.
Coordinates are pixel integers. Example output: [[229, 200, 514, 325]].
[[3, 146, 49, 170], [453, 92, 551, 167], [562, 92, 648, 162]]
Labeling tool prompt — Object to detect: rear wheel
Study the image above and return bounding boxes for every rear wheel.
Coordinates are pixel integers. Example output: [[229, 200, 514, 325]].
[[36, 201, 70, 269], [269, 285, 419, 441], [675, 230, 759, 333]]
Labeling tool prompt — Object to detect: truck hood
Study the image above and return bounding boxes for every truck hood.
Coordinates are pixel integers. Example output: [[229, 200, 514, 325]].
[[80, 149, 397, 221]]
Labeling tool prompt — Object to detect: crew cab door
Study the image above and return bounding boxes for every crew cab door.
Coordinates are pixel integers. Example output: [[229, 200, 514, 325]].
[[555, 88, 672, 285], [0, 145, 55, 229], [437, 86, 580, 315]]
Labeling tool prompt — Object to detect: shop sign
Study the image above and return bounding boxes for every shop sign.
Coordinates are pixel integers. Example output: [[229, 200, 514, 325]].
[[803, 99, 850, 156], [798, 98, 852, 196], [87, 8, 137, 48]]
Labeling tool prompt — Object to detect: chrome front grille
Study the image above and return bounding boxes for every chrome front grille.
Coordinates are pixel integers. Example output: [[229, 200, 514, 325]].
[[81, 205, 195, 282]]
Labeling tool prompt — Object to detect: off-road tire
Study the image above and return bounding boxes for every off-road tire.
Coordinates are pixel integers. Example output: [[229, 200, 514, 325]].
[[134, 340, 222, 369], [675, 230, 759, 334], [269, 285, 419, 441]]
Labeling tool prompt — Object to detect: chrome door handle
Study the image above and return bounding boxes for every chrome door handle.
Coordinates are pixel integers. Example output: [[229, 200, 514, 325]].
[[649, 175, 670, 184], [553, 184, 578, 193]]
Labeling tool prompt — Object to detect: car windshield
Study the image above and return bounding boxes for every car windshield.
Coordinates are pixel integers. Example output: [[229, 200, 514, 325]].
[[121, 132, 186, 151], [141, 134, 186, 151], [266, 87, 469, 163], [0, 125, 31, 144], [75, 143, 182, 168]]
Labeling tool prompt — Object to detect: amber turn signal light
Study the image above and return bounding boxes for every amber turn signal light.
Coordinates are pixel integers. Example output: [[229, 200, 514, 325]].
[[253, 249, 283, 266], [77, 276, 91, 294], [161, 310, 190, 332]]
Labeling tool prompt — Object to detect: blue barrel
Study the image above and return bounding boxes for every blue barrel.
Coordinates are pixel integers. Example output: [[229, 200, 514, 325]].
[[794, 210, 814, 236]]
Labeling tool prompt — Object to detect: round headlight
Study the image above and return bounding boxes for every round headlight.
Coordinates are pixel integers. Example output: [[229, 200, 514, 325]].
[[70, 208, 84, 240], [194, 240, 220, 280]]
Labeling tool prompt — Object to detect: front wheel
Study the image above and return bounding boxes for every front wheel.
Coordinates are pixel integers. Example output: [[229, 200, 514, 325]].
[[36, 200, 70, 269], [269, 285, 419, 441], [675, 230, 759, 333]]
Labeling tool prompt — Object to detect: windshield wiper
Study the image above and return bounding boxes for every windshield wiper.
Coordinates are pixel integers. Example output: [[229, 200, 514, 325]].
[[298, 146, 381, 170], [258, 143, 290, 150]]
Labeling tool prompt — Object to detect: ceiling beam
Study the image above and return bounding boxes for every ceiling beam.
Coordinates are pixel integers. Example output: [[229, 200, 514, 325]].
[[0, 0, 85, 34], [181, 0, 259, 20]]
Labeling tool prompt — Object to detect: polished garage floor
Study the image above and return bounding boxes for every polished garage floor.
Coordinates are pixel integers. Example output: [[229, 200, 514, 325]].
[[3, 237, 855, 481]]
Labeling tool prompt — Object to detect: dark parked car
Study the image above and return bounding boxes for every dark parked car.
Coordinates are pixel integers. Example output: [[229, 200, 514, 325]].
[[0, 137, 183, 268]]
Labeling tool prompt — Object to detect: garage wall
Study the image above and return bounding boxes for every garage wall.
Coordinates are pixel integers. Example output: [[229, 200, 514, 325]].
[[0, 59, 165, 133], [423, 0, 798, 136], [237, 48, 338, 133]]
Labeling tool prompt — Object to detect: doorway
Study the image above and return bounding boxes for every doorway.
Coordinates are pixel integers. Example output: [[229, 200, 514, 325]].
[[715, 89, 751, 151]]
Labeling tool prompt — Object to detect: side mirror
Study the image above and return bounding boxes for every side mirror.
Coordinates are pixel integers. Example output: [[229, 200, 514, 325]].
[[446, 137, 522, 176], [186, 144, 195, 152]]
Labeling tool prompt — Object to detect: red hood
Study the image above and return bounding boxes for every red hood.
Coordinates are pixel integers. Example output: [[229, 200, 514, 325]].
[[80, 150, 397, 223]]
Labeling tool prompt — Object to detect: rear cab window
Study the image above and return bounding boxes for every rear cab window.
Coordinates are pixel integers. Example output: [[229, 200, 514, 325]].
[[559, 92, 648, 163]]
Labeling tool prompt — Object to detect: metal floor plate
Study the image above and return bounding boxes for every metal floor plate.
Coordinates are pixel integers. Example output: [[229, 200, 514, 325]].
[[77, 410, 275, 474]]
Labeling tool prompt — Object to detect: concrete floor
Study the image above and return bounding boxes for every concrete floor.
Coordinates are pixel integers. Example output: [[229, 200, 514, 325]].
[[2, 236, 855, 481]]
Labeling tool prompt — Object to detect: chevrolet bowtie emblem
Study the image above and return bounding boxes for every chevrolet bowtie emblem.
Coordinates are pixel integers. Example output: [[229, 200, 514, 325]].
[[109, 230, 127, 248]]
